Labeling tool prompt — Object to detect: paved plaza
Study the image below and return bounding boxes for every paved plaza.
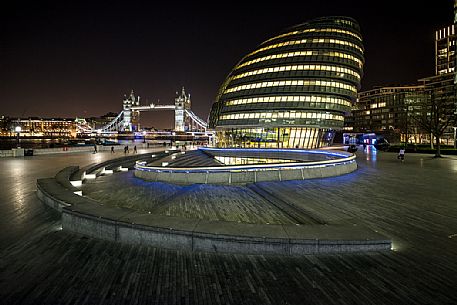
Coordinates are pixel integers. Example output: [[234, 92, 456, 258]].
[[1, 147, 457, 304]]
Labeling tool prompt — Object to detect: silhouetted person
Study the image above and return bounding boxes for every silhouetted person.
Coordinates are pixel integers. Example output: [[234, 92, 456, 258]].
[[133, 145, 137, 153], [398, 148, 405, 161], [111, 146, 115, 153], [93, 144, 97, 153]]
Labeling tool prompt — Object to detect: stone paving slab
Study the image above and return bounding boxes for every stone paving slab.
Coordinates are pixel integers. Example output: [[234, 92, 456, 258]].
[[57, 186, 389, 255], [283, 223, 390, 242], [168, 149, 222, 167], [64, 201, 135, 220], [37, 178, 88, 205], [193, 219, 289, 239], [119, 211, 201, 231], [2, 149, 457, 304], [37, 156, 390, 255], [83, 177, 299, 224]]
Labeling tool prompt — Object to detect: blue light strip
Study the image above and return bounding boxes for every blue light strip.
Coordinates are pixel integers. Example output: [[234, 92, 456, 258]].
[[199, 147, 350, 158], [135, 147, 356, 174], [135, 159, 356, 174]]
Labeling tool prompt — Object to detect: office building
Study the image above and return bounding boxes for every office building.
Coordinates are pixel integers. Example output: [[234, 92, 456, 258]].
[[209, 16, 364, 148]]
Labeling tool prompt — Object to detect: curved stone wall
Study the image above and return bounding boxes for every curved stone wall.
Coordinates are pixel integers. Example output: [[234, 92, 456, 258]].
[[36, 158, 391, 255], [135, 148, 357, 185]]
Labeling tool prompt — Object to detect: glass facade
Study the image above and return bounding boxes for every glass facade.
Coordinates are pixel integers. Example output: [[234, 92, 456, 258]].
[[351, 74, 456, 144], [209, 16, 364, 149], [435, 24, 456, 75], [214, 156, 297, 165], [348, 15, 457, 145], [352, 86, 427, 143]]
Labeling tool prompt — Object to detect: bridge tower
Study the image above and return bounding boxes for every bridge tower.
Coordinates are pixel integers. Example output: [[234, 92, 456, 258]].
[[122, 90, 140, 131], [174, 87, 191, 131]]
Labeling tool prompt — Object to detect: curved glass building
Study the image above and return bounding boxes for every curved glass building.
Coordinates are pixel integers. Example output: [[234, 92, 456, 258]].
[[209, 16, 364, 148]]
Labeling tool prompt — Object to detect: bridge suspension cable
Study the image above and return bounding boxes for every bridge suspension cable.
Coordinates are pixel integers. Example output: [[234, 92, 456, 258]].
[[76, 89, 209, 134]]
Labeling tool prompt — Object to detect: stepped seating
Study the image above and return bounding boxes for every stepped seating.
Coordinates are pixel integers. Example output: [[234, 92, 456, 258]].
[[168, 150, 222, 168]]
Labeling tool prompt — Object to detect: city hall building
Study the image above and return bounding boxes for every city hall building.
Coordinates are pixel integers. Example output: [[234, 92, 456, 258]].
[[209, 16, 364, 149]]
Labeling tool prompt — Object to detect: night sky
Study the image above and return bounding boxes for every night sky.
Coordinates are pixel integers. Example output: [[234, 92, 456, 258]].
[[1, 0, 455, 129]]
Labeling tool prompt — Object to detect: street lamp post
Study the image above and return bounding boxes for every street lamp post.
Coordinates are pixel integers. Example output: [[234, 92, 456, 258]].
[[453, 127, 457, 149], [405, 114, 408, 147], [15, 126, 21, 148]]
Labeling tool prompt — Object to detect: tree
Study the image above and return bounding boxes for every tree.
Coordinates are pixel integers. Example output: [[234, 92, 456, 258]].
[[411, 88, 457, 157]]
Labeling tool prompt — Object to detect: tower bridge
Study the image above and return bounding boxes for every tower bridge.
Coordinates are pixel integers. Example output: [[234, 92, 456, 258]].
[[77, 88, 208, 135]]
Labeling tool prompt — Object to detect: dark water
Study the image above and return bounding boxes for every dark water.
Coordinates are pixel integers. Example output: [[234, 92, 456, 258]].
[[0, 137, 160, 150], [0, 138, 71, 150]]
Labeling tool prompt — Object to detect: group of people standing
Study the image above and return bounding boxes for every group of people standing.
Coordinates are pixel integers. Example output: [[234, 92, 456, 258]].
[[122, 145, 137, 154], [94, 144, 137, 154]]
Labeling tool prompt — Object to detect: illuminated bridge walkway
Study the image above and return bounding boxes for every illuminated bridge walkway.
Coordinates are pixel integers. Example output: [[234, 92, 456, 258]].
[[1, 148, 457, 304], [77, 88, 209, 135]]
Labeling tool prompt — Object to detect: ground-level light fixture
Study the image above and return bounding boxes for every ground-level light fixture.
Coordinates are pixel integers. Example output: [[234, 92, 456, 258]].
[[15, 126, 22, 148]]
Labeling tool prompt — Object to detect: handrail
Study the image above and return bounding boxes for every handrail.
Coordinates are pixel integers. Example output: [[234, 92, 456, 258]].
[[135, 154, 356, 173]]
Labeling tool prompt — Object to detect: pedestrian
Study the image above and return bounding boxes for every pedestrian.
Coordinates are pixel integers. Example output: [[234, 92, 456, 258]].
[[93, 143, 97, 154], [133, 145, 137, 153], [111, 146, 115, 153], [398, 148, 405, 161], [124, 145, 128, 154]]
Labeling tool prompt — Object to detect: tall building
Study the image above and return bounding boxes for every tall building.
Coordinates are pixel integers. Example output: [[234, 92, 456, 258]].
[[353, 74, 456, 145], [435, 24, 456, 75], [209, 16, 364, 149], [349, 3, 457, 145], [419, 72, 456, 136], [353, 86, 427, 143]]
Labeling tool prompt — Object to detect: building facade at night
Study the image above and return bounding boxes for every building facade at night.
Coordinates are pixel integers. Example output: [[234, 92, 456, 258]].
[[0, 117, 77, 138], [436, 24, 456, 75], [347, 7, 457, 145], [350, 86, 427, 144], [351, 76, 456, 145], [209, 16, 364, 148]]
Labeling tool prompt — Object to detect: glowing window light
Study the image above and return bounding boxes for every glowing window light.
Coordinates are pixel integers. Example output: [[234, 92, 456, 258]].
[[231, 64, 360, 81], [245, 38, 363, 59], [262, 28, 363, 45], [223, 79, 357, 94], [219, 111, 344, 121], [235, 51, 363, 71]]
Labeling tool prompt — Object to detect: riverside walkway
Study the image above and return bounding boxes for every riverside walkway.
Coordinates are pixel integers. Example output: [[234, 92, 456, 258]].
[[1, 146, 457, 304]]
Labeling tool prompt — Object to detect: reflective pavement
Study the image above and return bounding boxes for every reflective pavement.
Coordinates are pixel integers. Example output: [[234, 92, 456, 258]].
[[1, 147, 457, 304]]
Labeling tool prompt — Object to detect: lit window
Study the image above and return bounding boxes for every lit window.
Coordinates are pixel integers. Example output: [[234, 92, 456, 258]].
[[235, 50, 362, 70], [224, 80, 357, 94]]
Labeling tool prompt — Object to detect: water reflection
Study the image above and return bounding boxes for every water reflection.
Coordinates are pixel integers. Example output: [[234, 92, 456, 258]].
[[451, 159, 457, 172], [5, 160, 28, 218], [364, 144, 377, 162]]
